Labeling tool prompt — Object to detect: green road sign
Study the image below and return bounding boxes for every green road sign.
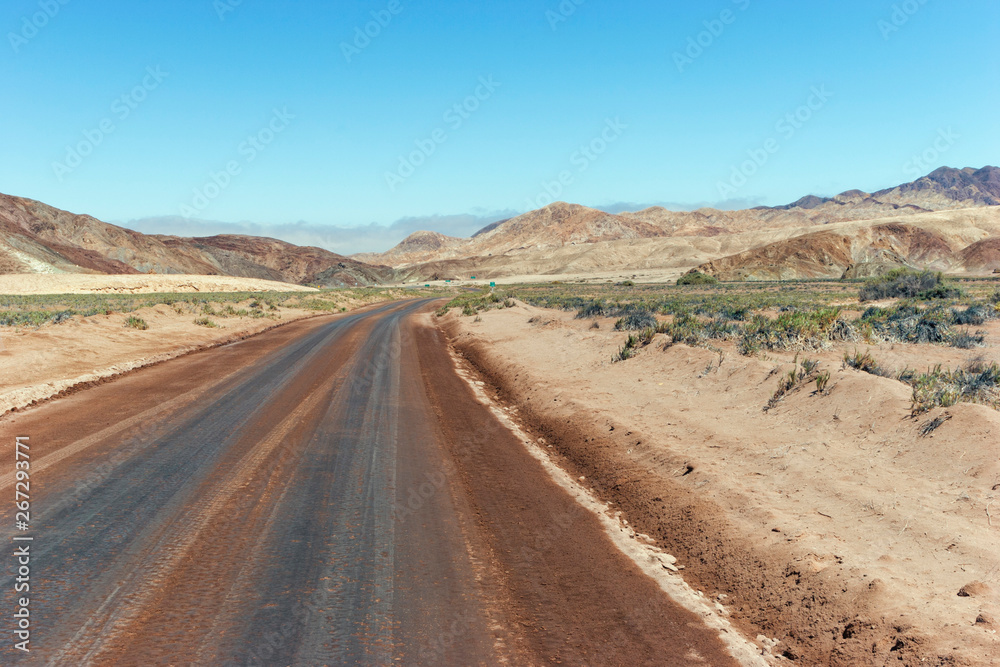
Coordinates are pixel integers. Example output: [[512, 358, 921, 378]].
[[490, 282, 496, 287]]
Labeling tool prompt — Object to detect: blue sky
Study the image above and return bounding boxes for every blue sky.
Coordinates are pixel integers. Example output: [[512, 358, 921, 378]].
[[2, 0, 998, 253]]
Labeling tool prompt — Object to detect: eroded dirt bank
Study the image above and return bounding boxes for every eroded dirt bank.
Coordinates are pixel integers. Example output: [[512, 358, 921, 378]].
[[442, 303, 1000, 666]]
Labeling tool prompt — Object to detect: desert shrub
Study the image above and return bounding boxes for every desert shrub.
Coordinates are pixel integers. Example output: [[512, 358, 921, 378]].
[[703, 318, 738, 340], [765, 355, 825, 411], [716, 305, 749, 321], [614, 310, 658, 331], [576, 299, 608, 318], [843, 350, 999, 413], [952, 305, 988, 326], [919, 283, 963, 300], [194, 317, 217, 328], [738, 308, 841, 355], [0, 310, 74, 327], [435, 288, 515, 317], [858, 269, 956, 302], [620, 280, 636, 287], [828, 318, 860, 342], [949, 329, 986, 349], [843, 349, 885, 376], [124, 316, 149, 330], [862, 305, 961, 345], [613, 334, 640, 362], [911, 358, 1000, 413], [657, 312, 724, 347], [677, 271, 718, 286], [990, 290, 1000, 304]]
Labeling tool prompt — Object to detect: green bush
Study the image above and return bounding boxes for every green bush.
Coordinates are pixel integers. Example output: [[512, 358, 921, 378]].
[[614, 311, 658, 331], [858, 269, 960, 302], [613, 334, 640, 362], [677, 271, 718, 286], [124, 316, 148, 330], [911, 358, 1000, 413]]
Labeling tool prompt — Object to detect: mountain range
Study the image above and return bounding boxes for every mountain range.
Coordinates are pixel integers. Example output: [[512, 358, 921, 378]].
[[2, 166, 999, 286], [0, 194, 393, 287]]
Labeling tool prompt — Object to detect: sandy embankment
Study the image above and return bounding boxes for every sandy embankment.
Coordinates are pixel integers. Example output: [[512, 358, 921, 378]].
[[445, 303, 1000, 666], [0, 274, 382, 415]]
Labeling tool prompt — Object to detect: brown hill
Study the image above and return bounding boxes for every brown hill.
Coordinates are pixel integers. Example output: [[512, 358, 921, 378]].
[[957, 237, 1000, 273], [389, 207, 1000, 283], [693, 209, 1000, 281], [353, 230, 465, 267], [155, 234, 393, 287], [370, 167, 998, 277], [0, 193, 394, 287]]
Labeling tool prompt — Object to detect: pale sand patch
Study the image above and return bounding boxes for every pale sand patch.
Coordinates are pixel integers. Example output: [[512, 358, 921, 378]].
[[0, 273, 317, 295]]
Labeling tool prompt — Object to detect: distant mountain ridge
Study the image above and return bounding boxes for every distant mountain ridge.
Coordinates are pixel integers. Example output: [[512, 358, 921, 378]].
[[360, 166, 1000, 275], [0, 194, 394, 287], [4, 166, 998, 285]]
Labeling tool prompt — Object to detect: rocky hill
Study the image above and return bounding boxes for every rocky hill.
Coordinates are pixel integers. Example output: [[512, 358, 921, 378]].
[[6, 165, 998, 286], [693, 208, 1000, 281], [0, 194, 394, 287], [367, 166, 1000, 281]]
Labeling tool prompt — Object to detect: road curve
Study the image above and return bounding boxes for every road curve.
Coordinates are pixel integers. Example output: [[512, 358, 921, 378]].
[[1, 299, 741, 666]]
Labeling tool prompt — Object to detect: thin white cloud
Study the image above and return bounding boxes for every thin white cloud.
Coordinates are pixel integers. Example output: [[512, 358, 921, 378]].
[[118, 211, 518, 255], [117, 198, 771, 256]]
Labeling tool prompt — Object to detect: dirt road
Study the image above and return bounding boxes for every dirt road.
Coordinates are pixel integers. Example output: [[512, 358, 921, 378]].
[[0, 300, 742, 665]]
